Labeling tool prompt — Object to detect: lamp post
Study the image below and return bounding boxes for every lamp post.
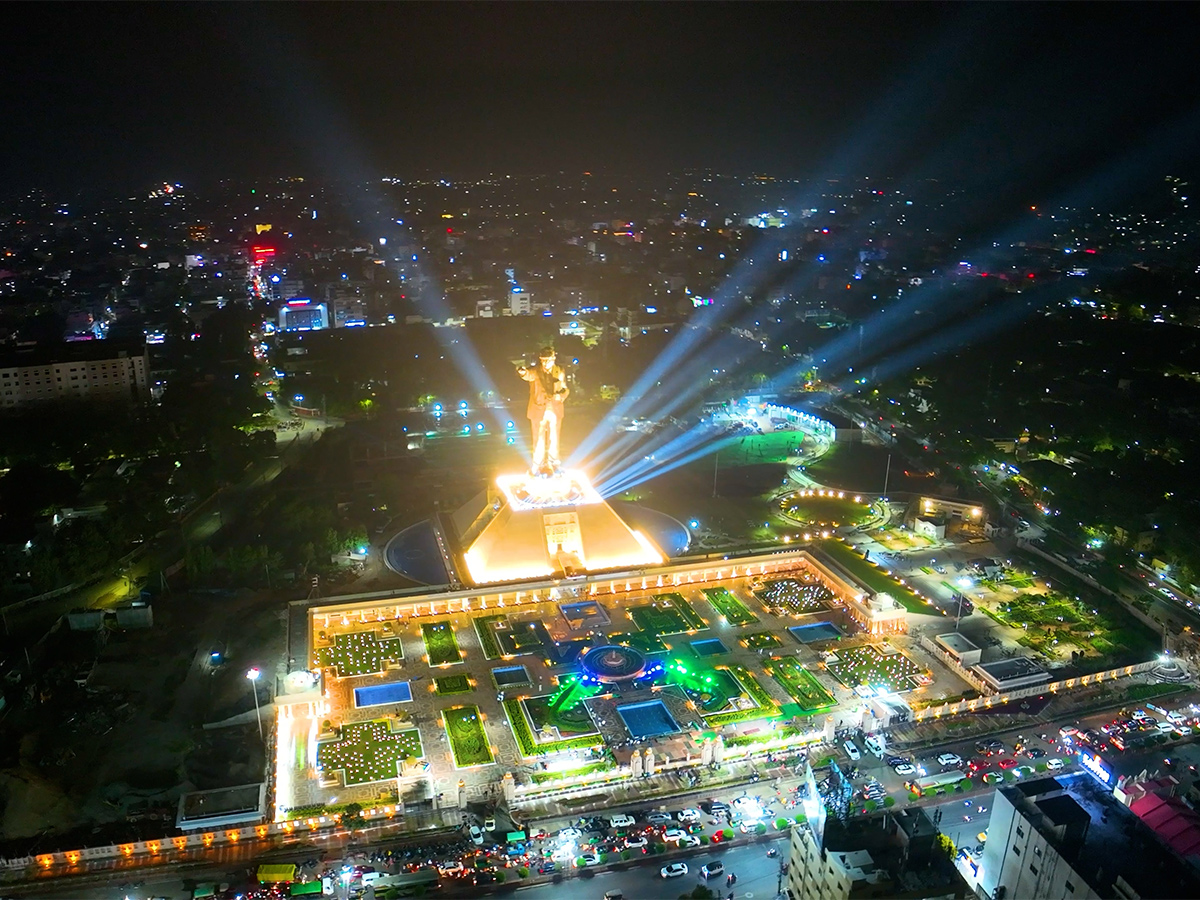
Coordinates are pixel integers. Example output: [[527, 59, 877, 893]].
[[247, 667, 264, 741]]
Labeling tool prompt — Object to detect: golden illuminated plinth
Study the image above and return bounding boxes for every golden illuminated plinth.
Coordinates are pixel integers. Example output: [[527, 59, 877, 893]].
[[462, 470, 663, 585]]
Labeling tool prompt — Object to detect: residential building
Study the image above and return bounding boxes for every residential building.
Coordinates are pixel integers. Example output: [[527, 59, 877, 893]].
[[0, 341, 148, 409]]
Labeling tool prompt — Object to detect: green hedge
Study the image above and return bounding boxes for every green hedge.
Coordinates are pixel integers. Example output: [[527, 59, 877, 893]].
[[883, 797, 895, 808], [504, 698, 603, 757], [775, 817, 790, 830], [473, 615, 506, 660]]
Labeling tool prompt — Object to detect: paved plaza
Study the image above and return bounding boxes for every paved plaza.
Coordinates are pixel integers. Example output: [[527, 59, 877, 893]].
[[274, 550, 977, 819]]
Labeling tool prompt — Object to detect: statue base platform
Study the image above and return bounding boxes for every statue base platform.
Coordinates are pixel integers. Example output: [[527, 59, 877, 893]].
[[461, 470, 663, 585]]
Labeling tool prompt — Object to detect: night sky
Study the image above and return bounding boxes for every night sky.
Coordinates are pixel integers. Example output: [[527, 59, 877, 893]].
[[3, 2, 1199, 199]]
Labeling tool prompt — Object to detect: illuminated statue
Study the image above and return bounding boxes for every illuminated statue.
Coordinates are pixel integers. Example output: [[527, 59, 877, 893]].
[[517, 346, 570, 476]]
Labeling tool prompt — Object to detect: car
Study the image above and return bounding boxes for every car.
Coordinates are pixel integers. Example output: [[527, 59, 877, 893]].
[[577, 852, 601, 867], [647, 812, 674, 825], [937, 753, 963, 767], [968, 757, 991, 771], [624, 835, 648, 849], [984, 739, 1004, 751], [998, 756, 1018, 769], [732, 796, 759, 811], [677, 808, 702, 822], [663, 828, 686, 842], [893, 763, 916, 777], [700, 862, 725, 879], [439, 861, 464, 875], [1026, 747, 1047, 759], [1059, 726, 1079, 738], [864, 735, 885, 757], [537, 863, 558, 875], [660, 863, 689, 879], [1158, 721, 1177, 732], [469, 825, 484, 845], [604, 892, 624, 900], [610, 814, 636, 828], [679, 835, 702, 848], [844, 741, 861, 761], [738, 820, 763, 833], [886, 756, 907, 767], [484, 816, 496, 831], [708, 800, 730, 814]]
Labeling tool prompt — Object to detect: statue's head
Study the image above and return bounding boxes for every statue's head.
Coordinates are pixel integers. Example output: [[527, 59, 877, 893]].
[[538, 346, 556, 370]]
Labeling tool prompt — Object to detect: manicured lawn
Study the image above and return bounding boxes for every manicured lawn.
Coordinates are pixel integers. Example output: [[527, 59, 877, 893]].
[[525, 694, 599, 737], [473, 614, 506, 660], [422, 621, 463, 665], [765, 657, 836, 711], [316, 719, 423, 786], [665, 661, 744, 712], [743, 631, 783, 650], [315, 630, 404, 678], [504, 699, 605, 757], [625, 593, 706, 635], [703, 664, 781, 726], [435, 674, 473, 695], [753, 578, 835, 615], [496, 619, 549, 657], [825, 645, 926, 694], [778, 493, 872, 528], [702, 586, 759, 626], [817, 540, 929, 612], [442, 705, 494, 767]]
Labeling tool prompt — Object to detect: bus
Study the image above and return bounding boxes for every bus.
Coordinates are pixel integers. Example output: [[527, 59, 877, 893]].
[[906, 770, 966, 796]]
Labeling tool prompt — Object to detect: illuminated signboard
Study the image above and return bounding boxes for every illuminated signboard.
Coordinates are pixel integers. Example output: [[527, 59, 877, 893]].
[[1078, 750, 1112, 786]]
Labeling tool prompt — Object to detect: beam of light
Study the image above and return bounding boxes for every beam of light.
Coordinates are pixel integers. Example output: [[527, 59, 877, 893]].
[[598, 431, 741, 498]]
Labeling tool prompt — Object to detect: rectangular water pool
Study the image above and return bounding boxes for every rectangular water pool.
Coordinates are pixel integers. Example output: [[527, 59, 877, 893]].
[[617, 700, 681, 739], [788, 622, 844, 644], [690, 638, 728, 657], [354, 680, 412, 708], [492, 665, 531, 688]]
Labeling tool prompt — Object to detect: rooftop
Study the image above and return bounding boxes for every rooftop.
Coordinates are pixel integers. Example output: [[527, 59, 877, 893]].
[[975, 657, 1048, 680], [935, 632, 981, 654]]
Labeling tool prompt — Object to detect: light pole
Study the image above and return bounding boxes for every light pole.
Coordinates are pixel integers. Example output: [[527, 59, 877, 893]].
[[247, 667, 264, 741]]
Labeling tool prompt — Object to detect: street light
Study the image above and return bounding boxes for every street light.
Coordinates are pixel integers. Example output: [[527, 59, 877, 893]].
[[247, 667, 264, 741]]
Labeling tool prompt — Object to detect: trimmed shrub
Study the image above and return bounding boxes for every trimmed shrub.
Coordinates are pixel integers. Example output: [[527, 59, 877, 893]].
[[621, 849, 631, 861], [517, 867, 529, 878], [959, 779, 973, 791], [699, 835, 710, 844], [775, 817, 790, 830], [720, 829, 735, 840], [883, 797, 896, 808], [495, 871, 506, 884], [754, 823, 768, 835], [1035, 763, 1048, 773], [864, 800, 878, 811], [909, 792, 920, 802]]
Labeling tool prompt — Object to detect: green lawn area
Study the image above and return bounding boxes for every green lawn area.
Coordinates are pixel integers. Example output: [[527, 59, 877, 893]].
[[316, 719, 423, 786], [803, 442, 927, 493], [525, 694, 600, 737], [825, 645, 926, 693], [743, 631, 783, 650], [435, 674, 473, 695], [779, 493, 872, 528], [753, 578, 836, 616], [530, 759, 616, 784], [664, 660, 744, 712], [442, 706, 494, 767], [496, 619, 549, 656], [422, 621, 463, 665], [504, 698, 605, 757], [765, 657, 836, 712], [816, 540, 930, 612], [473, 614, 506, 660], [716, 430, 808, 465], [628, 594, 706, 636], [702, 586, 759, 625], [314, 630, 404, 678], [703, 664, 780, 726]]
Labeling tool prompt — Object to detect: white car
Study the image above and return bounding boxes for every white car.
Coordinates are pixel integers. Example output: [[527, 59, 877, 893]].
[[624, 835, 648, 849], [732, 796, 759, 812], [894, 763, 916, 777], [439, 861, 464, 875], [739, 820, 763, 834], [1047, 758, 1064, 771], [610, 814, 636, 828], [1157, 721, 1177, 732], [469, 824, 484, 845], [844, 741, 861, 761], [677, 808, 702, 822], [577, 852, 601, 867], [937, 753, 963, 767], [660, 863, 689, 879], [679, 835, 702, 848], [558, 827, 582, 841], [663, 828, 686, 842]]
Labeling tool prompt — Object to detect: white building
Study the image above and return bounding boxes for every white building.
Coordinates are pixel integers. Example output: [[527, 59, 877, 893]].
[[0, 343, 148, 409]]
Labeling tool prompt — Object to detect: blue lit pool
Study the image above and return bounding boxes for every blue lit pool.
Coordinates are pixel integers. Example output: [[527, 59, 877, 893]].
[[788, 622, 844, 644], [690, 638, 728, 657], [617, 700, 680, 739], [354, 680, 412, 708]]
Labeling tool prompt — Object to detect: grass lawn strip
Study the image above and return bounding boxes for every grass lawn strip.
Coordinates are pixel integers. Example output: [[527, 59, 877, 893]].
[[653, 592, 707, 629], [316, 718, 423, 786], [473, 615, 506, 660], [703, 664, 780, 726], [701, 586, 759, 626], [435, 674, 473, 695], [766, 657, 836, 711], [422, 620, 463, 665], [442, 705, 494, 767], [315, 630, 404, 678], [816, 541, 929, 613]]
